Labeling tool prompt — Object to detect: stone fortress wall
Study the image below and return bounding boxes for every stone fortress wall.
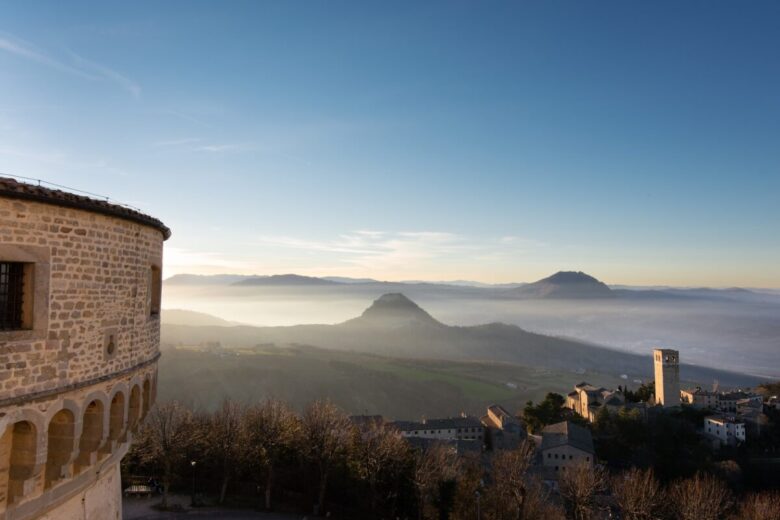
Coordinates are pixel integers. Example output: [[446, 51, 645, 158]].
[[0, 178, 169, 520]]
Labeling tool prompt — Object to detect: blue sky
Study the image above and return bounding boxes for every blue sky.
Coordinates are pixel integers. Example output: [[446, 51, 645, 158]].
[[1, 1, 778, 287]]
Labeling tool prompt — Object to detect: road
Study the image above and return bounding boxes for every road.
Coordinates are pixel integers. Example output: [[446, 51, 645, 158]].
[[124, 496, 306, 520]]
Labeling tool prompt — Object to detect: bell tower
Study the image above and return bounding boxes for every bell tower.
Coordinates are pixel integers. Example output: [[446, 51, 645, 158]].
[[654, 348, 680, 407]]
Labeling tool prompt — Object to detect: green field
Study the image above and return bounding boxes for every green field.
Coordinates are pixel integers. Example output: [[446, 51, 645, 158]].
[[157, 343, 627, 419]]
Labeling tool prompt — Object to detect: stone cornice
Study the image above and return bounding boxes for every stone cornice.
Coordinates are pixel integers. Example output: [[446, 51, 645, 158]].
[[0, 354, 161, 409]]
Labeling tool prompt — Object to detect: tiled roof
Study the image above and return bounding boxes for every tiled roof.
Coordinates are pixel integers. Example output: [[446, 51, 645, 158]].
[[705, 415, 744, 425], [392, 416, 483, 432], [540, 421, 594, 454], [488, 404, 513, 419], [0, 176, 171, 239]]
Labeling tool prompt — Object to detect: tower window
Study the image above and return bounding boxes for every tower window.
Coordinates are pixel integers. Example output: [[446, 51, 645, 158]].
[[0, 262, 31, 330], [149, 265, 162, 316]]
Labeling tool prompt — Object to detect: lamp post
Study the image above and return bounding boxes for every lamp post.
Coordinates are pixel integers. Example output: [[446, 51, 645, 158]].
[[475, 490, 481, 520], [190, 460, 197, 507]]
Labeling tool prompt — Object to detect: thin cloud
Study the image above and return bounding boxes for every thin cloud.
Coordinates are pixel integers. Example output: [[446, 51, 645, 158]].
[[154, 138, 202, 148], [167, 231, 545, 281], [67, 50, 141, 98], [0, 33, 93, 79], [195, 144, 247, 153], [0, 32, 140, 98], [253, 231, 496, 271]]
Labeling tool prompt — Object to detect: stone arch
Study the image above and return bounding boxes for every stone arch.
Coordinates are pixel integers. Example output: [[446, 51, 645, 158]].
[[127, 385, 142, 436], [152, 371, 158, 403], [74, 400, 104, 474], [1, 421, 39, 507], [142, 378, 152, 419], [108, 391, 125, 444], [45, 410, 75, 489]]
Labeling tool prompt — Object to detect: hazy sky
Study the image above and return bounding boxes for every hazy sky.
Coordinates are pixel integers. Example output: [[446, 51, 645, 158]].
[[1, 2, 779, 287]]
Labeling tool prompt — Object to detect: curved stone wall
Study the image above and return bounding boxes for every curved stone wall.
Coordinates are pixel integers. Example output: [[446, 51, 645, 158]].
[[0, 183, 167, 520], [0, 196, 164, 399]]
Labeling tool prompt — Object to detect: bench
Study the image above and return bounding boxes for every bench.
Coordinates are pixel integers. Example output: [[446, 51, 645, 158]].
[[124, 484, 153, 498]]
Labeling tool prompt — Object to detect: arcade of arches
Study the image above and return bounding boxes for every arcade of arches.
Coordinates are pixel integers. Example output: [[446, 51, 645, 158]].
[[0, 369, 156, 518]]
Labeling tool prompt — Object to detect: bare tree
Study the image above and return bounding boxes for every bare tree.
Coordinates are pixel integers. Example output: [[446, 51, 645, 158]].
[[200, 399, 244, 504], [669, 472, 732, 520], [136, 401, 194, 509], [487, 441, 536, 519], [242, 399, 301, 511], [413, 442, 461, 520], [731, 492, 780, 520], [558, 461, 608, 520], [300, 400, 353, 515], [518, 478, 566, 520], [350, 419, 413, 515], [611, 467, 665, 520]]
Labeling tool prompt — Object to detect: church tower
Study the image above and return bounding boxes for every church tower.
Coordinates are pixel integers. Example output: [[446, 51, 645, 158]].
[[654, 348, 680, 407]]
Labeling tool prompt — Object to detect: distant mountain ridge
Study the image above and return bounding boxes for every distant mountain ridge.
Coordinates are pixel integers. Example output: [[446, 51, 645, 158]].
[[161, 293, 761, 387], [161, 309, 240, 327], [164, 271, 769, 303], [346, 293, 441, 327], [513, 271, 614, 299], [232, 274, 342, 286]]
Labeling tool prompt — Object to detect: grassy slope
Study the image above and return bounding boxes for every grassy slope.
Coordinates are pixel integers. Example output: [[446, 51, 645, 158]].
[[161, 321, 762, 388], [157, 344, 628, 419]]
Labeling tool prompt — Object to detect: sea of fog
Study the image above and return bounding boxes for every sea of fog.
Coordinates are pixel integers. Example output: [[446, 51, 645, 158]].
[[163, 284, 780, 379]]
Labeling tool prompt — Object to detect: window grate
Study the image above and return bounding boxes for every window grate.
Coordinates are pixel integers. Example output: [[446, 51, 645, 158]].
[[0, 262, 25, 330]]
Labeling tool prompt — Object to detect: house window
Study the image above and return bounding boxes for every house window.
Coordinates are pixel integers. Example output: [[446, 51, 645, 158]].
[[149, 265, 162, 316], [0, 262, 32, 330]]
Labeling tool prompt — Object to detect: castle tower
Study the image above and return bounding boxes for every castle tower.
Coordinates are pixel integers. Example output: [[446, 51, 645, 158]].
[[0, 178, 169, 519], [654, 348, 680, 407]]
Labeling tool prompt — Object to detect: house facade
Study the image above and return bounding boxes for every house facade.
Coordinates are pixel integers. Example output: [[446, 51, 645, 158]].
[[566, 382, 627, 422], [704, 415, 746, 447], [538, 421, 595, 480], [392, 416, 484, 443]]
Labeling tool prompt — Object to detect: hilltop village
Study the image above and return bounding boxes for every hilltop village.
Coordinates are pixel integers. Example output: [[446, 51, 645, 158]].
[[122, 347, 780, 519], [359, 349, 776, 484]]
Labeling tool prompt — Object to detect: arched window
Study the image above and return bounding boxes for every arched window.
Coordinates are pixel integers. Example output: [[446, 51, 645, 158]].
[[45, 410, 75, 489], [75, 401, 104, 474]]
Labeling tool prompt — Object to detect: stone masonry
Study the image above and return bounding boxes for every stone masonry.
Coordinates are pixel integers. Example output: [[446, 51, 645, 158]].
[[0, 177, 169, 520]]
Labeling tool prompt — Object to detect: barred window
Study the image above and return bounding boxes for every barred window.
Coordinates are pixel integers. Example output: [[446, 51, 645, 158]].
[[0, 262, 26, 330]]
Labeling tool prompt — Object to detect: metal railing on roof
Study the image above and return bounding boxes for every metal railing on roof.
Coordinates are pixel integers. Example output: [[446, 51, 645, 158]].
[[0, 173, 143, 213]]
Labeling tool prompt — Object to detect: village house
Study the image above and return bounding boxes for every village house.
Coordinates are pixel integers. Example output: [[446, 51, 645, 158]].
[[391, 415, 484, 443], [566, 382, 627, 422], [680, 387, 720, 408], [704, 415, 746, 447], [718, 391, 762, 413], [481, 404, 525, 449], [535, 421, 595, 484]]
